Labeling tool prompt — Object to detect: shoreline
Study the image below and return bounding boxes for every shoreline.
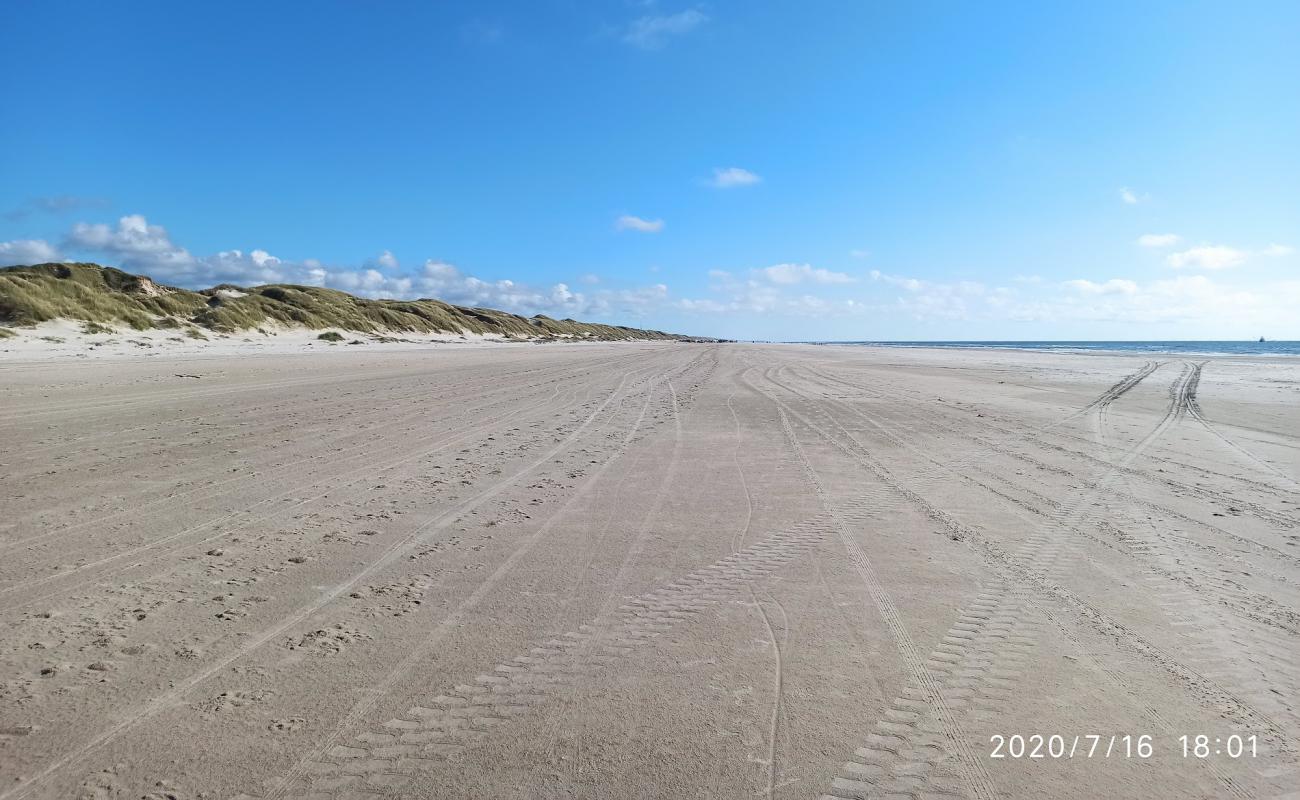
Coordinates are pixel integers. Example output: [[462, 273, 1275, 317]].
[[810, 340, 1300, 359]]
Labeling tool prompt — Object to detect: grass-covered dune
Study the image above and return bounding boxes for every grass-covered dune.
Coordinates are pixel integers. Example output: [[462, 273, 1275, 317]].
[[0, 262, 684, 341]]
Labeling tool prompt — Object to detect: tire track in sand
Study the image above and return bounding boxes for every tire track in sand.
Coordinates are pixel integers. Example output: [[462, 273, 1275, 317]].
[[767, 397, 998, 800], [737, 356, 1000, 800], [238, 518, 829, 799], [0, 352, 645, 555], [0, 353, 678, 612], [0, 355, 686, 800], [255, 363, 689, 799], [783, 366, 1300, 636], [769, 363, 1290, 799], [1180, 362, 1300, 490], [0, 382, 581, 613]]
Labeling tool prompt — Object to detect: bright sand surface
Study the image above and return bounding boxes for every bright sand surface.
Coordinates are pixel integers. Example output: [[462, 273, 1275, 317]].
[[1, 342, 1297, 799]]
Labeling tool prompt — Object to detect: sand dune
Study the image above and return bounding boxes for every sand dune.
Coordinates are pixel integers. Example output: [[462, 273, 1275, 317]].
[[1, 343, 1297, 799]]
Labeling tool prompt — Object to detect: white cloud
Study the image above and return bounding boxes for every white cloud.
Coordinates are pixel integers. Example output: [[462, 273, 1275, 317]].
[[623, 9, 708, 49], [408, 260, 668, 317], [615, 214, 665, 233], [756, 263, 853, 285], [1038, 274, 1277, 327], [1137, 233, 1180, 247], [1261, 243, 1295, 257], [62, 215, 304, 287], [1064, 278, 1139, 295], [0, 238, 60, 265], [863, 268, 1300, 332], [675, 297, 730, 314], [1166, 245, 1247, 270], [42, 212, 682, 320], [707, 167, 761, 188], [674, 264, 865, 317], [203, 249, 292, 285], [868, 270, 996, 320], [249, 249, 279, 268], [69, 214, 190, 262], [1119, 186, 1144, 204], [850, 248, 870, 259], [870, 269, 921, 291]]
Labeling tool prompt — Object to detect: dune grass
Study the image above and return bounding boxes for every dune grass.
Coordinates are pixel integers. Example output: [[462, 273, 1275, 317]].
[[0, 263, 681, 341]]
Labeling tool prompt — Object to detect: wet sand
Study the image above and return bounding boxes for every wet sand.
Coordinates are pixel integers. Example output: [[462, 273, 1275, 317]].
[[1, 343, 1297, 799]]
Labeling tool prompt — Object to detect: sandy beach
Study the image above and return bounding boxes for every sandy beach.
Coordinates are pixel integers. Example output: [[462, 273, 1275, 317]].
[[1, 342, 1297, 800]]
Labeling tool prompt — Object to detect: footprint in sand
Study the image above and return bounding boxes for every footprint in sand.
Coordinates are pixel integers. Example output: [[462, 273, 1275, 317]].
[[195, 689, 275, 714], [284, 623, 370, 655], [268, 717, 306, 733]]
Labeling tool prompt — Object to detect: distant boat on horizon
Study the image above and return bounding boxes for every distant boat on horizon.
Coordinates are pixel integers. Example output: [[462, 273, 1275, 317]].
[[1260, 336, 1267, 342]]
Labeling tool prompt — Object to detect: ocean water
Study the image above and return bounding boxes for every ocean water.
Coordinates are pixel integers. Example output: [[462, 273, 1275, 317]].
[[830, 341, 1300, 356]]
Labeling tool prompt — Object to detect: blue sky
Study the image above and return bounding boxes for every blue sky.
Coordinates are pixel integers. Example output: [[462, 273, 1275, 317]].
[[2, 1, 1297, 340]]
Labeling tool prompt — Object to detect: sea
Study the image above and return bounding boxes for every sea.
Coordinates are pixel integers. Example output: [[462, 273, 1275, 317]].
[[827, 341, 1300, 356]]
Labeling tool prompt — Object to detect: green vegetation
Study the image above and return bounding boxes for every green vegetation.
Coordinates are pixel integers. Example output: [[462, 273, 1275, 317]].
[[317, 331, 345, 342], [81, 321, 114, 335], [0, 262, 684, 341], [0, 327, 15, 339]]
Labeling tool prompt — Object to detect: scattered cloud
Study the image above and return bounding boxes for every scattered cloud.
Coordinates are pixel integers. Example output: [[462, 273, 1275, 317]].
[[623, 9, 708, 49], [1064, 278, 1139, 295], [0, 238, 60, 266], [870, 270, 921, 291], [1137, 233, 1180, 247], [615, 214, 665, 233], [1165, 245, 1247, 270], [1044, 274, 1284, 327], [67, 214, 201, 276], [371, 249, 399, 270], [408, 261, 667, 317], [757, 263, 853, 285], [201, 249, 293, 286], [1119, 186, 1147, 205], [28, 210, 1300, 336], [850, 248, 871, 259], [706, 166, 761, 189], [863, 268, 1300, 332], [673, 263, 865, 317], [869, 270, 996, 319], [39, 213, 674, 320], [1148, 240, 1292, 270]]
